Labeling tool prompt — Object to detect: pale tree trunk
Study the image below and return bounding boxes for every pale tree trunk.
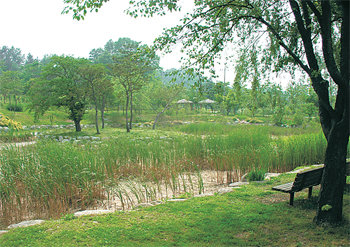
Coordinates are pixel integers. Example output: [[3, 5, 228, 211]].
[[101, 96, 105, 129], [125, 91, 130, 133], [94, 104, 100, 134], [153, 101, 173, 130], [129, 90, 133, 130]]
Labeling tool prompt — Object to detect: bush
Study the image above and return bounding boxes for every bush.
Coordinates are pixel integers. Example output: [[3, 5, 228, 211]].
[[0, 113, 23, 130], [247, 169, 266, 182], [291, 111, 304, 127], [7, 104, 23, 112]]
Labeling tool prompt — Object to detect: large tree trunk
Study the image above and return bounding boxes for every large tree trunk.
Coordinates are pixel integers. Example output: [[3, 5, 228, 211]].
[[315, 116, 349, 224], [74, 119, 82, 132]]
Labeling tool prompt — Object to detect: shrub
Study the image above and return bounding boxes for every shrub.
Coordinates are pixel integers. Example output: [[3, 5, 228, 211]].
[[0, 113, 23, 130], [247, 169, 266, 181], [292, 111, 304, 127], [6, 104, 23, 112]]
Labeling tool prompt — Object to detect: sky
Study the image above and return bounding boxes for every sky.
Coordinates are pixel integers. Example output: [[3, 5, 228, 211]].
[[0, 0, 191, 70], [0, 0, 294, 87]]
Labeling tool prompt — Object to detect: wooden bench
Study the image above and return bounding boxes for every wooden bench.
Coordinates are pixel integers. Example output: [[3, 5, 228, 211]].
[[272, 162, 350, 206]]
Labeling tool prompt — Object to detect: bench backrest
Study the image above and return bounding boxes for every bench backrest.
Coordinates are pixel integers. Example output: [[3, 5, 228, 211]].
[[291, 167, 324, 192], [292, 162, 350, 192]]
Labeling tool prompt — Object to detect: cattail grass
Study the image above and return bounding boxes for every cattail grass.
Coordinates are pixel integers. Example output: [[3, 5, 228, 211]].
[[0, 125, 328, 226]]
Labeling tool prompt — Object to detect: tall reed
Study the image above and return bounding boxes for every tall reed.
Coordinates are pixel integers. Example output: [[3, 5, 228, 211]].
[[0, 125, 329, 226]]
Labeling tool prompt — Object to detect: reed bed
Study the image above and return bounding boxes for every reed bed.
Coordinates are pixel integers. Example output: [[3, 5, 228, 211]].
[[0, 124, 329, 226]]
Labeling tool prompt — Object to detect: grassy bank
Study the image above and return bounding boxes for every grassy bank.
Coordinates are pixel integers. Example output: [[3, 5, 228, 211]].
[[1, 172, 349, 246]]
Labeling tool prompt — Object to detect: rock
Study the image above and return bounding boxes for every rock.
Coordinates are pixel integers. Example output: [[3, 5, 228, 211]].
[[265, 173, 280, 180], [8, 220, 45, 229], [229, 182, 249, 187], [167, 198, 188, 202], [194, 193, 214, 198], [91, 137, 100, 141], [136, 203, 153, 208], [240, 173, 248, 182], [0, 230, 8, 235], [74, 210, 113, 217], [217, 187, 235, 194], [150, 201, 162, 205], [58, 136, 63, 142]]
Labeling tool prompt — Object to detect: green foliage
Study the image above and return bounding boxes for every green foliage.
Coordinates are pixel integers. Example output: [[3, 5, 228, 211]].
[[321, 204, 333, 212], [0, 112, 22, 130], [247, 169, 266, 182], [6, 103, 23, 112], [61, 214, 77, 221], [292, 110, 304, 127], [28, 55, 90, 131]]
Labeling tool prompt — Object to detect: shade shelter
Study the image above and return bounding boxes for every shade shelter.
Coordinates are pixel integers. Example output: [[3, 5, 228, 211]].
[[176, 99, 193, 104], [176, 99, 194, 111], [199, 99, 216, 112], [199, 99, 216, 104]]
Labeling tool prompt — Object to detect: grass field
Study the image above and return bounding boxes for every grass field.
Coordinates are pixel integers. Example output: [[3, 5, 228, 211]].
[[1, 172, 349, 246]]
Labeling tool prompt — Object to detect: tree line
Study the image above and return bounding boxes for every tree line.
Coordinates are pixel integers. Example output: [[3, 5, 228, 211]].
[[1, 38, 321, 133]]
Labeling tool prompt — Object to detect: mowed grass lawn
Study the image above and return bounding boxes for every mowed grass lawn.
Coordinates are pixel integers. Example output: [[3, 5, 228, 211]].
[[1, 172, 349, 247]]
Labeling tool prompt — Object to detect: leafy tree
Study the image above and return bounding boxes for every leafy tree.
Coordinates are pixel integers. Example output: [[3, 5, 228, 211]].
[[25, 53, 37, 65], [0, 46, 24, 71], [79, 63, 113, 133], [0, 71, 23, 105], [141, 76, 184, 129], [29, 55, 89, 131], [111, 39, 159, 132], [64, 0, 349, 224]]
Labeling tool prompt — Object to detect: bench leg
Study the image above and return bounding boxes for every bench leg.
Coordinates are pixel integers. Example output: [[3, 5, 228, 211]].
[[308, 187, 313, 199], [289, 193, 294, 206]]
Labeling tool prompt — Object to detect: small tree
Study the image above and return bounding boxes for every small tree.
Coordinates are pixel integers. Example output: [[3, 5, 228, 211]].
[[29, 55, 89, 131], [79, 63, 112, 134], [111, 40, 158, 132]]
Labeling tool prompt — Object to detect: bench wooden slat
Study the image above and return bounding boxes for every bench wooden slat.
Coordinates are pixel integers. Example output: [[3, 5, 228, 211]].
[[272, 182, 293, 192], [292, 168, 324, 192]]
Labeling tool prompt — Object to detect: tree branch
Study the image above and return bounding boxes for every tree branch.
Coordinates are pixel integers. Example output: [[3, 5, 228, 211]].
[[318, 1, 344, 87]]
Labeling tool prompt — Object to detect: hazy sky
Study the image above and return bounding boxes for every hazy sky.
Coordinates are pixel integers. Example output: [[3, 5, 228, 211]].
[[0, 0, 192, 71], [0, 0, 294, 86]]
